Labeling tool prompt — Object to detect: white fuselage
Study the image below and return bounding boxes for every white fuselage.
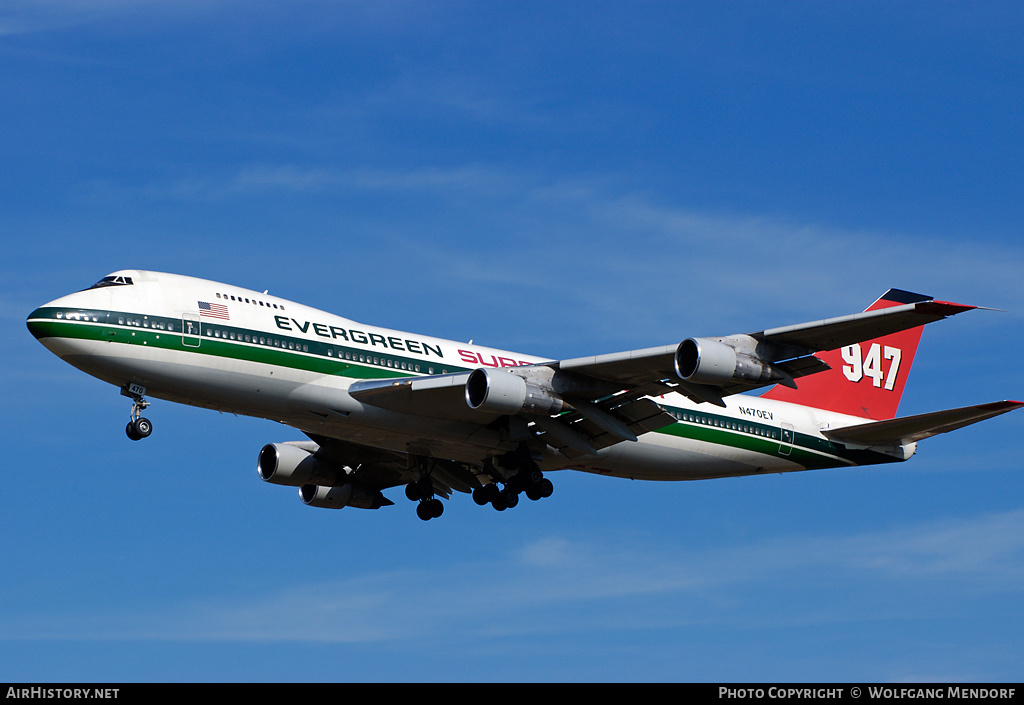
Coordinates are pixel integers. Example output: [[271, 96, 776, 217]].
[[28, 270, 906, 483]]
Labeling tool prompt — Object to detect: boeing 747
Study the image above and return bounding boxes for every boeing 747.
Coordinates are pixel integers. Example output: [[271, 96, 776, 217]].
[[27, 271, 1022, 520]]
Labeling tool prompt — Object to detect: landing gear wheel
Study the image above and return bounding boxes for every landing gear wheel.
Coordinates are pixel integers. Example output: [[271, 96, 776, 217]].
[[122, 384, 152, 441], [474, 483, 500, 506], [416, 498, 444, 521], [537, 477, 553, 498], [126, 417, 152, 441], [491, 492, 508, 511], [502, 488, 519, 509], [405, 482, 423, 502], [513, 466, 554, 502], [522, 466, 543, 486], [133, 417, 152, 438], [427, 498, 443, 518]]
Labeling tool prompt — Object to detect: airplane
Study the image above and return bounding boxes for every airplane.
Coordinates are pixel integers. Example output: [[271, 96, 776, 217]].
[[26, 270, 1023, 521]]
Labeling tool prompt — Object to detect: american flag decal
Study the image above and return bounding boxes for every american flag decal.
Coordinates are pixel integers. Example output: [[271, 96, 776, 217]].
[[198, 301, 230, 320]]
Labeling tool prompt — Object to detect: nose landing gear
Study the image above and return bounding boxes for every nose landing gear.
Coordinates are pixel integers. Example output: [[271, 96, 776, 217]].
[[126, 416, 152, 441], [121, 383, 153, 441]]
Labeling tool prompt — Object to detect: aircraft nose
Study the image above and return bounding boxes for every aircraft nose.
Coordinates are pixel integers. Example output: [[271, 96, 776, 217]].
[[26, 306, 53, 341], [27, 289, 104, 343]]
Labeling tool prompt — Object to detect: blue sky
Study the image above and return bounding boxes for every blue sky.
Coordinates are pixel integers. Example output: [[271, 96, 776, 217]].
[[2, 1, 1024, 683]]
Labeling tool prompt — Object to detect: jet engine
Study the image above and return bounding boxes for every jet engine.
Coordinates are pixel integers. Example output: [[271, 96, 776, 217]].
[[674, 336, 781, 386], [299, 483, 392, 510], [299, 483, 354, 509], [257, 443, 343, 487], [464, 368, 565, 416], [258, 443, 393, 510]]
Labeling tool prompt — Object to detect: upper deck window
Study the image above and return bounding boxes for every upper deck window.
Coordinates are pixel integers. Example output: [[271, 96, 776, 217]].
[[87, 275, 134, 289]]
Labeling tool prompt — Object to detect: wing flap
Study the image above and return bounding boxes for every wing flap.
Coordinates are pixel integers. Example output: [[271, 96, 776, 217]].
[[537, 395, 677, 458], [428, 461, 480, 495], [823, 401, 1024, 447]]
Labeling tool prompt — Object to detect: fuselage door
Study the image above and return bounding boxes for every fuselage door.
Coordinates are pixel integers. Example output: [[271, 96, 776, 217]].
[[778, 422, 795, 456], [182, 313, 201, 347]]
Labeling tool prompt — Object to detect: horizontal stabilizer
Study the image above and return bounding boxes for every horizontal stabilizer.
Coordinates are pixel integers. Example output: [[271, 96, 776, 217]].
[[823, 401, 1023, 447]]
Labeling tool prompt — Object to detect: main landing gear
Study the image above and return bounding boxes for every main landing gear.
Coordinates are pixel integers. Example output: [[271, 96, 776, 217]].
[[405, 458, 445, 521], [472, 466, 553, 512], [403, 475, 444, 520], [473, 447, 554, 513], [122, 383, 153, 441], [406, 477, 444, 521], [404, 464, 553, 520]]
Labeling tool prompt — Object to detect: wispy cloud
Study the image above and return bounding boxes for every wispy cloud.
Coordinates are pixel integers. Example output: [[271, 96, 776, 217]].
[[74, 161, 1024, 351], [0, 0, 202, 37], [88, 162, 1024, 298], [4, 510, 1020, 643]]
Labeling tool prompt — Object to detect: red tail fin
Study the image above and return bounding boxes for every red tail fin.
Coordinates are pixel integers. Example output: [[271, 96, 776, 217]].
[[761, 289, 932, 420]]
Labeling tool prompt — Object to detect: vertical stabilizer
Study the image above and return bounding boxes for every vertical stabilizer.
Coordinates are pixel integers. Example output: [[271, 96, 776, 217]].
[[761, 289, 932, 420]]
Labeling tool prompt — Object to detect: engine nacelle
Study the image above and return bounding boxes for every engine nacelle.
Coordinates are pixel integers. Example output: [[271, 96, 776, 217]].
[[260, 444, 391, 510], [674, 337, 780, 386], [299, 483, 353, 509], [257, 443, 342, 487], [465, 368, 565, 416], [299, 483, 390, 510]]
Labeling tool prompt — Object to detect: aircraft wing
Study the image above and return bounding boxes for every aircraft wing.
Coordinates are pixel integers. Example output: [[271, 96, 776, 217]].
[[552, 295, 976, 405], [301, 433, 484, 499], [348, 373, 677, 458], [553, 342, 831, 406], [823, 401, 1024, 447], [348, 293, 979, 457], [753, 299, 977, 352], [553, 344, 677, 386]]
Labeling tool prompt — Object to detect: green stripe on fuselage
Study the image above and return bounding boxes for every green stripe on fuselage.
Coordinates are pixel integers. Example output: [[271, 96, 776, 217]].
[[27, 307, 467, 381], [654, 405, 901, 470]]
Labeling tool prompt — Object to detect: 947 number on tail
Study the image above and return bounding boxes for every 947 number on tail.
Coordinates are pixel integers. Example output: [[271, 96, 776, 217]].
[[841, 343, 902, 390]]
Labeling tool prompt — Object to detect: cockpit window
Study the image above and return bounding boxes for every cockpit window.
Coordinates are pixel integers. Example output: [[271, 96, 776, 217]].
[[87, 275, 134, 289]]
